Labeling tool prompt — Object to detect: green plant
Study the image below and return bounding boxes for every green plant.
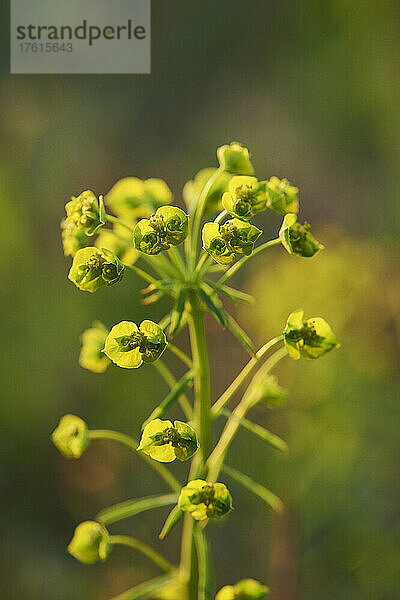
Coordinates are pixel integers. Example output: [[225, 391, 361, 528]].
[[53, 142, 339, 599]]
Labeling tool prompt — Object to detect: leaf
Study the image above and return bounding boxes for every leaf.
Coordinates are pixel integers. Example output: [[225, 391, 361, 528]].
[[204, 278, 254, 304], [194, 527, 214, 600], [222, 464, 284, 513], [198, 286, 226, 327], [220, 409, 288, 452], [159, 505, 184, 540], [223, 312, 257, 356], [169, 287, 188, 337], [143, 370, 194, 427], [96, 493, 178, 526], [110, 573, 175, 600]]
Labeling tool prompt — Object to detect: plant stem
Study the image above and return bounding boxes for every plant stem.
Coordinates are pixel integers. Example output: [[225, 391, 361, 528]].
[[167, 343, 193, 368], [89, 429, 180, 493], [211, 336, 284, 417], [218, 238, 281, 285], [106, 214, 134, 233], [123, 263, 157, 285], [154, 360, 193, 420], [110, 535, 174, 573]]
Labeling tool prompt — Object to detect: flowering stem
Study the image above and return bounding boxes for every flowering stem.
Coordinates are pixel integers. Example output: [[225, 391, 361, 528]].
[[167, 343, 193, 368], [207, 346, 288, 482], [218, 237, 281, 285], [106, 214, 134, 233], [154, 360, 193, 420], [211, 335, 284, 417], [123, 262, 157, 285], [109, 535, 174, 573], [89, 429, 180, 493]]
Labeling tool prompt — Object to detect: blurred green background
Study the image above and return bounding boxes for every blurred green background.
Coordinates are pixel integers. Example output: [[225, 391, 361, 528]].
[[1, 1, 399, 598]]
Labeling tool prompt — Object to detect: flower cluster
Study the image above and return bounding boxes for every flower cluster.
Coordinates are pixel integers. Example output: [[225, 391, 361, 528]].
[[202, 218, 262, 264], [103, 320, 167, 368], [216, 579, 269, 600], [284, 309, 339, 359], [134, 206, 189, 255], [178, 480, 233, 520], [138, 418, 199, 462], [68, 247, 124, 292]]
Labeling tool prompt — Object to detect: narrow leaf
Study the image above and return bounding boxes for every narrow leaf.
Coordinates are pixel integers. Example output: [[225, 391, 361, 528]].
[[159, 505, 184, 540], [97, 493, 178, 526], [143, 370, 194, 427], [205, 278, 254, 304], [110, 573, 175, 600], [223, 312, 257, 356], [198, 287, 226, 327], [220, 409, 288, 452], [169, 287, 188, 337], [222, 464, 284, 513]]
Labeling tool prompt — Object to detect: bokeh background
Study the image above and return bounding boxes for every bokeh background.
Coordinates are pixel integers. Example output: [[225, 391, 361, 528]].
[[1, 1, 399, 598]]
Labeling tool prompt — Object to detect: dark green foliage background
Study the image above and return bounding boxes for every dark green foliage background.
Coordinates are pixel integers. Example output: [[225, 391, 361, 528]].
[[0, 1, 399, 598]]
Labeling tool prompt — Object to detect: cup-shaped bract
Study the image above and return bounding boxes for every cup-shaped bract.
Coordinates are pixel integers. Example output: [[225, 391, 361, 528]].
[[79, 321, 110, 373], [216, 579, 269, 599], [279, 214, 323, 258], [61, 216, 89, 257], [183, 167, 231, 213], [284, 309, 339, 360], [266, 176, 299, 215], [202, 218, 262, 265], [67, 521, 111, 565], [178, 480, 233, 521], [95, 224, 138, 266], [65, 190, 106, 237], [134, 206, 189, 255], [138, 418, 199, 463], [51, 414, 90, 459], [68, 247, 124, 293], [246, 374, 287, 408], [105, 177, 173, 220], [222, 176, 268, 220], [217, 142, 254, 175], [103, 320, 167, 369]]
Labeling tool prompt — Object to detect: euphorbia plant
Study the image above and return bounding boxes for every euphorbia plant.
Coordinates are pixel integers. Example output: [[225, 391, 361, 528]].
[[53, 142, 339, 600]]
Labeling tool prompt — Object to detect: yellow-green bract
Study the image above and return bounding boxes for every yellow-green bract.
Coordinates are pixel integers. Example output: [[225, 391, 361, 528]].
[[138, 418, 199, 463], [68, 247, 124, 293], [134, 206, 189, 255], [51, 414, 90, 459], [246, 374, 287, 408], [266, 176, 299, 215], [105, 177, 173, 220], [178, 479, 233, 521], [65, 190, 106, 237], [279, 213, 323, 258], [202, 218, 262, 265], [61, 216, 89, 257], [217, 142, 254, 175], [216, 578, 269, 599], [222, 176, 268, 220], [67, 521, 111, 565], [103, 320, 167, 368], [79, 321, 110, 373], [283, 309, 340, 360]]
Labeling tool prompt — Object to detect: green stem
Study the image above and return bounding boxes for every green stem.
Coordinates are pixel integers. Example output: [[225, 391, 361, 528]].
[[207, 346, 288, 482], [169, 247, 187, 278], [211, 336, 284, 417], [218, 238, 281, 285], [89, 429, 180, 493], [110, 535, 174, 573], [167, 343, 193, 368], [154, 360, 193, 420], [106, 214, 134, 233], [123, 263, 157, 285]]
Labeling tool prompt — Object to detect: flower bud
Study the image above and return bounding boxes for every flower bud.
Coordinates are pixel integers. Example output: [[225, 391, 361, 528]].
[[68, 247, 124, 293], [266, 176, 299, 215], [134, 206, 189, 255], [279, 214, 323, 258], [183, 167, 231, 213], [67, 521, 111, 564], [202, 218, 262, 265], [138, 419, 199, 463], [284, 309, 339, 360], [103, 320, 167, 368], [61, 217, 89, 257], [79, 321, 110, 373], [65, 191, 106, 236], [217, 142, 254, 175], [178, 480, 233, 521], [216, 579, 269, 599], [105, 177, 172, 219], [51, 414, 90, 459], [222, 176, 268, 220]]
